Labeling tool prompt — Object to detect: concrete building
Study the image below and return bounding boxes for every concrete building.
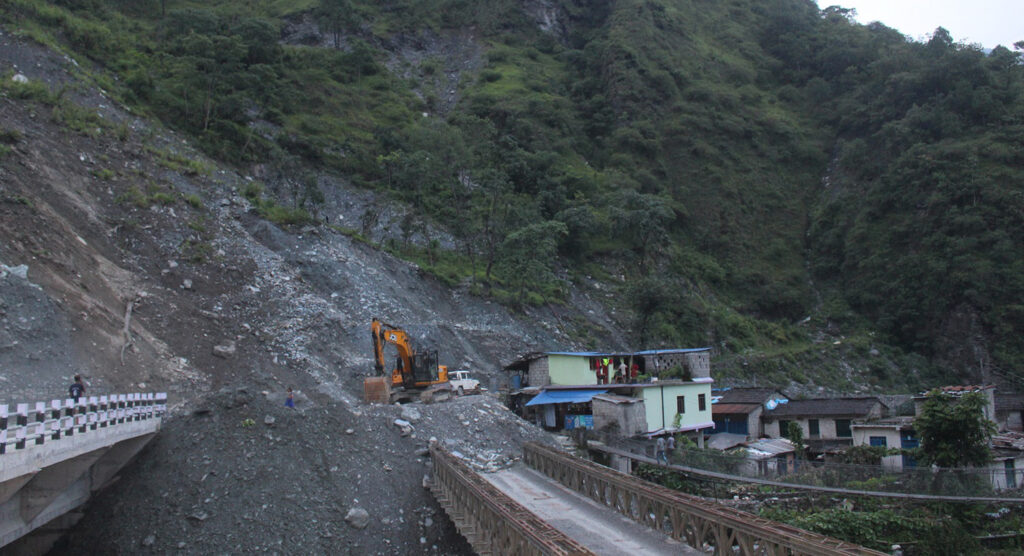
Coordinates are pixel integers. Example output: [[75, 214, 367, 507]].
[[763, 397, 885, 453], [989, 432, 1024, 490], [637, 380, 713, 435], [518, 379, 713, 438], [710, 388, 788, 439], [851, 417, 918, 471], [995, 393, 1024, 432], [730, 438, 797, 478], [592, 394, 646, 437], [506, 349, 712, 388]]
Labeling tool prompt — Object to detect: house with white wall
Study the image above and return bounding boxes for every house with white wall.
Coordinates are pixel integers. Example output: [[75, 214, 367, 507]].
[[711, 388, 788, 440], [851, 417, 918, 471], [763, 397, 885, 453]]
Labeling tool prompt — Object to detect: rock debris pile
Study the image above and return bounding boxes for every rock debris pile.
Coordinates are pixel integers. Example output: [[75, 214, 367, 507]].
[[59, 388, 557, 554]]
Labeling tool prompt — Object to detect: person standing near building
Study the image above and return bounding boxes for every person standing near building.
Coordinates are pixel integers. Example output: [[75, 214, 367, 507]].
[[69, 375, 86, 403], [655, 436, 668, 465], [667, 434, 676, 462]]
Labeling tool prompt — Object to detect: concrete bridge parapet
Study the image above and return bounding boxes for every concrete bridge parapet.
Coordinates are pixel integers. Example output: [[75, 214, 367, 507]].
[[0, 393, 166, 554]]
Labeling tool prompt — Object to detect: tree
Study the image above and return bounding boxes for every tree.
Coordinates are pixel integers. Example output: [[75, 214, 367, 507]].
[[495, 220, 567, 304], [914, 391, 995, 468], [611, 190, 674, 274], [315, 0, 354, 48], [785, 421, 805, 459]]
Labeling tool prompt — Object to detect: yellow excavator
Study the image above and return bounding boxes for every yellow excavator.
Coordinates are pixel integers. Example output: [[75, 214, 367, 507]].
[[365, 318, 452, 403]]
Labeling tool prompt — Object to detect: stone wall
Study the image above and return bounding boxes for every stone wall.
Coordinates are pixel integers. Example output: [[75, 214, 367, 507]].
[[527, 357, 550, 387], [593, 397, 646, 437], [643, 351, 710, 379]]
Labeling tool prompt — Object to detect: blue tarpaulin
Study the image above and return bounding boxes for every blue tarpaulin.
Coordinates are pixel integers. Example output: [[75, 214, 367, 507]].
[[525, 389, 608, 406]]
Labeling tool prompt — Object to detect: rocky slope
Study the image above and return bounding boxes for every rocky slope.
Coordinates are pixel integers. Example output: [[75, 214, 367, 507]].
[[0, 28, 605, 552]]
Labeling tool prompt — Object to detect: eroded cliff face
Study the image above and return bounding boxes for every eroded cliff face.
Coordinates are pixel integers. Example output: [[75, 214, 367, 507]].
[[0, 25, 628, 408]]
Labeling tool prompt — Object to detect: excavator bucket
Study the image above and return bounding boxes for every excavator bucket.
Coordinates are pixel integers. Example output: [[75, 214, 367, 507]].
[[363, 377, 391, 404]]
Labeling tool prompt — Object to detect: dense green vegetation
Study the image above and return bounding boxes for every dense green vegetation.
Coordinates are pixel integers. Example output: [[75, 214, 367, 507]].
[[2, 0, 1021, 387]]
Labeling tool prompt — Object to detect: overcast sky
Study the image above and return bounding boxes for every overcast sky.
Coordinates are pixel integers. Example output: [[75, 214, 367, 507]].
[[817, 0, 1023, 49]]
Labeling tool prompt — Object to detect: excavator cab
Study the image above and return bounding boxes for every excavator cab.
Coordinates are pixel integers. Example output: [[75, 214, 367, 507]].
[[410, 350, 441, 386]]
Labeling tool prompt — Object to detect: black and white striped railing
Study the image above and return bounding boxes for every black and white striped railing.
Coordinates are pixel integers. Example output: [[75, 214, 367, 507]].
[[0, 393, 166, 455]]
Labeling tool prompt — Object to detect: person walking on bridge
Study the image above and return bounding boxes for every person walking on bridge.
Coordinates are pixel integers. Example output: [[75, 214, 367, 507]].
[[655, 436, 668, 465]]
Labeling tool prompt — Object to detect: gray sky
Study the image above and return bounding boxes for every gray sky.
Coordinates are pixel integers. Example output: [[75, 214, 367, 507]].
[[817, 0, 1023, 49]]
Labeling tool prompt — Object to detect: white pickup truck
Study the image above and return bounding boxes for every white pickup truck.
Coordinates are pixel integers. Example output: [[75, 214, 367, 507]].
[[448, 370, 481, 396]]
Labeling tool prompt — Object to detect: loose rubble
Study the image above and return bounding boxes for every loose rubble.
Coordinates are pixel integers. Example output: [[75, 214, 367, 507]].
[[57, 387, 557, 553]]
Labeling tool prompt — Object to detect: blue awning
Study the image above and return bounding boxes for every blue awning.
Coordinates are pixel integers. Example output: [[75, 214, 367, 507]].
[[526, 389, 608, 406]]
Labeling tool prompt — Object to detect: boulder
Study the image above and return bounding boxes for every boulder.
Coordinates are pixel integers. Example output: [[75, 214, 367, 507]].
[[400, 405, 422, 423], [345, 507, 370, 529], [212, 341, 236, 359]]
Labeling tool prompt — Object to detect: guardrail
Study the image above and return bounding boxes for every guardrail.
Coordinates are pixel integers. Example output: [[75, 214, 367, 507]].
[[428, 443, 593, 556], [0, 393, 166, 456], [608, 438, 1024, 502], [523, 442, 884, 556]]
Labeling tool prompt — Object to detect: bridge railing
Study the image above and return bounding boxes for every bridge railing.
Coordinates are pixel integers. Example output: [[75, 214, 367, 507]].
[[523, 442, 884, 556], [429, 443, 593, 556], [0, 393, 166, 455]]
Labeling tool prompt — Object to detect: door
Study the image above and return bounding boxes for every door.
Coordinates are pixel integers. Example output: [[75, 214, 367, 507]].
[[901, 430, 919, 468]]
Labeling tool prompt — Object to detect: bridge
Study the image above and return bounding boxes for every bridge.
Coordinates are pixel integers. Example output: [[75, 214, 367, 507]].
[[0, 393, 166, 554], [429, 441, 884, 555]]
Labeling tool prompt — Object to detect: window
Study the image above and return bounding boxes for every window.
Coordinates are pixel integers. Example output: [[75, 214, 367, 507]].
[[676, 395, 686, 414], [1006, 460, 1017, 489], [698, 394, 706, 411], [836, 419, 852, 438], [778, 420, 791, 437], [808, 419, 820, 437], [869, 436, 887, 447]]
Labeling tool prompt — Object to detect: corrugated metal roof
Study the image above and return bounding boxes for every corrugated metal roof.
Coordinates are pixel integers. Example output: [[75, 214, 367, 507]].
[[993, 432, 1024, 452], [712, 403, 759, 415], [708, 433, 748, 451], [717, 388, 786, 405], [851, 416, 915, 430], [544, 348, 710, 356], [545, 351, 618, 357], [765, 397, 881, 418], [525, 389, 608, 406], [913, 384, 995, 398], [741, 438, 796, 459], [633, 348, 711, 355], [592, 394, 642, 405]]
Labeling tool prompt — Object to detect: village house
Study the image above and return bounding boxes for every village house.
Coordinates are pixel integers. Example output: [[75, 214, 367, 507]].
[[729, 438, 798, 478], [988, 432, 1024, 490], [995, 392, 1024, 432], [763, 397, 885, 453], [504, 349, 714, 440], [506, 348, 712, 388], [710, 387, 788, 439], [913, 385, 997, 424], [850, 417, 918, 471]]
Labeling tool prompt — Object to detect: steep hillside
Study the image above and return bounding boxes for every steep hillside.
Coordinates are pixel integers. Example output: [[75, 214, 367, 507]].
[[1, 0, 1022, 551], [2, 0, 1021, 404], [0, 25, 573, 554]]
